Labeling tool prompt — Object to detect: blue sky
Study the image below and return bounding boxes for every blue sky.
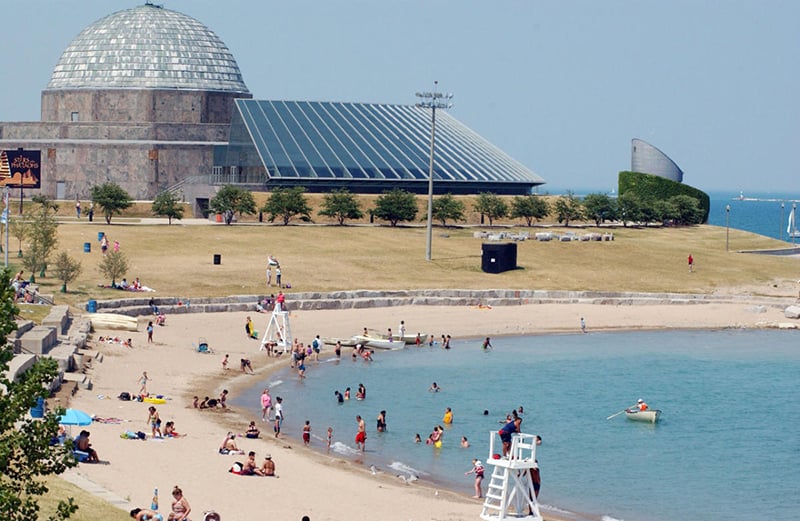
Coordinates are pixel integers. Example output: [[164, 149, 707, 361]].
[[1, 1, 797, 194]]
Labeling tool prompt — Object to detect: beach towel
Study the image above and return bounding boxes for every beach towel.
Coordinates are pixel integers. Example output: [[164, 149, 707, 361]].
[[229, 462, 244, 474]]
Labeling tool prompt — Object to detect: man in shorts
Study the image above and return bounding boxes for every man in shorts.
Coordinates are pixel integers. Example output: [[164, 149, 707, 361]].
[[355, 415, 366, 452]]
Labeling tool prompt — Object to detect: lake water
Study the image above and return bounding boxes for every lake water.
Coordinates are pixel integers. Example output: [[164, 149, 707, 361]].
[[707, 190, 800, 242], [234, 330, 800, 521]]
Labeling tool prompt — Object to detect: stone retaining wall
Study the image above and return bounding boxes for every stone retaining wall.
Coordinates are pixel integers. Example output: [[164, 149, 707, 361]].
[[88, 289, 796, 318]]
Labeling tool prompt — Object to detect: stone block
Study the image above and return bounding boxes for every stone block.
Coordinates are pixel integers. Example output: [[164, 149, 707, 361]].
[[20, 326, 59, 355], [42, 305, 71, 334], [783, 305, 800, 319]]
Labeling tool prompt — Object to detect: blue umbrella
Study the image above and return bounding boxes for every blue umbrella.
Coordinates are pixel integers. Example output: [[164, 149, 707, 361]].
[[59, 408, 92, 426]]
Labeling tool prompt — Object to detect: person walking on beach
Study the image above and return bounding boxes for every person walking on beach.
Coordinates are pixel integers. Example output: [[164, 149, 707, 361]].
[[260, 388, 272, 421], [580, 317, 586, 333], [273, 397, 283, 437], [355, 415, 367, 452], [146, 321, 154, 343], [138, 371, 150, 395], [465, 458, 485, 498], [275, 266, 282, 288], [688, 253, 694, 272], [327, 427, 333, 449], [147, 406, 162, 438], [75, 199, 81, 219], [303, 420, 312, 446]]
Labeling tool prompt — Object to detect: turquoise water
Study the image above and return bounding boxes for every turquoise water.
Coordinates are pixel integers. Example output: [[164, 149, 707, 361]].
[[235, 330, 800, 521]]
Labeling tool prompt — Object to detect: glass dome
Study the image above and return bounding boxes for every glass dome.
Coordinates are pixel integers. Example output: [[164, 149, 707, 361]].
[[46, 3, 249, 93]]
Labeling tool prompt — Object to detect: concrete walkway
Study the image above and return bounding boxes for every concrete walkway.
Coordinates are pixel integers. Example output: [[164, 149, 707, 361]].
[[61, 468, 131, 511]]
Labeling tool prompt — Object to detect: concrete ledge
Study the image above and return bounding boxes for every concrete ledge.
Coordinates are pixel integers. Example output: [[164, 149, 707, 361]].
[[20, 326, 58, 355], [42, 305, 71, 335]]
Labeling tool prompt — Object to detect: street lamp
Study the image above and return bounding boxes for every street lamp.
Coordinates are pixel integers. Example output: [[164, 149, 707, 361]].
[[781, 202, 785, 242], [726, 204, 730, 252], [793, 203, 797, 246], [416, 81, 453, 261]]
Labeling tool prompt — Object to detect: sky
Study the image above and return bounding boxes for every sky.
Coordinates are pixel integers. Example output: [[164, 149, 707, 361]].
[[0, 0, 797, 194]]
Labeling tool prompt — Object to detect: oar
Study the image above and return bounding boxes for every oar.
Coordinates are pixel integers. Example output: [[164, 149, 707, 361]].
[[606, 407, 633, 420]]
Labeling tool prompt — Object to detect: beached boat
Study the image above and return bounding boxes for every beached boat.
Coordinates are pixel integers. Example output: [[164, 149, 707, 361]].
[[365, 331, 426, 345], [322, 337, 358, 347], [352, 335, 405, 351], [625, 409, 661, 423], [89, 313, 139, 332]]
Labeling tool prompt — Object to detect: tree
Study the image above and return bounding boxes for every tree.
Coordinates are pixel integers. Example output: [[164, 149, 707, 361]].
[[473, 192, 508, 227], [98, 250, 129, 286], [616, 191, 644, 227], [431, 193, 465, 226], [553, 192, 584, 227], [670, 194, 704, 225], [510, 194, 549, 227], [318, 189, 363, 225], [372, 189, 418, 227], [581, 193, 616, 226], [9, 211, 32, 258], [23, 196, 59, 280], [262, 187, 313, 226], [0, 268, 79, 521], [151, 191, 185, 224], [209, 185, 257, 225], [52, 251, 82, 293], [91, 183, 133, 224]]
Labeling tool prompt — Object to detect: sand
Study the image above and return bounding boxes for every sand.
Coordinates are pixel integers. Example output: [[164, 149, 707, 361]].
[[63, 299, 793, 521]]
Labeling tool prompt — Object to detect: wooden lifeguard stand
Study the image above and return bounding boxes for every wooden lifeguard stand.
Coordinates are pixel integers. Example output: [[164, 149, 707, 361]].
[[260, 305, 292, 354], [480, 431, 542, 521]]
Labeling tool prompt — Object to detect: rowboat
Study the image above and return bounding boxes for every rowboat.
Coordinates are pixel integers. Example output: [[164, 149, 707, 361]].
[[352, 335, 405, 351], [90, 313, 139, 332], [365, 331, 426, 345], [625, 409, 661, 423], [322, 337, 358, 347]]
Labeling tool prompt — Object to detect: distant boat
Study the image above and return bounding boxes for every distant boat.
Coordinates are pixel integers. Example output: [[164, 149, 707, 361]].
[[625, 409, 661, 423], [788, 207, 800, 238]]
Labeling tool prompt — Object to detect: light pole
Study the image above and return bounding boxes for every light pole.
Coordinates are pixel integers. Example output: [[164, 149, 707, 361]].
[[416, 82, 453, 261], [781, 202, 785, 242], [794, 203, 797, 246], [726, 204, 730, 252]]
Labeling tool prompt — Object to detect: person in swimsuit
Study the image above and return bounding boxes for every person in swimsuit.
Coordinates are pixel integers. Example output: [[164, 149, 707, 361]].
[[302, 420, 312, 445], [376, 410, 387, 432], [355, 415, 366, 452], [169, 485, 191, 521], [465, 459, 485, 498], [130, 507, 163, 521]]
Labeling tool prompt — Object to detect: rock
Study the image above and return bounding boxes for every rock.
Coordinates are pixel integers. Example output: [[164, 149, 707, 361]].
[[783, 305, 800, 319]]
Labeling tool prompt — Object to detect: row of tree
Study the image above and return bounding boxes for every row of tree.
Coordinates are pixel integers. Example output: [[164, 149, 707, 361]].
[[209, 185, 706, 228]]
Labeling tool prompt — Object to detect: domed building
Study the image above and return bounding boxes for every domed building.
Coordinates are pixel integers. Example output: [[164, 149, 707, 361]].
[[0, 2, 251, 205], [0, 3, 543, 214]]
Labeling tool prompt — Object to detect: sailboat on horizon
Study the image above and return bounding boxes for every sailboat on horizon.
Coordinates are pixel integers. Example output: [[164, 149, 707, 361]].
[[787, 206, 800, 238]]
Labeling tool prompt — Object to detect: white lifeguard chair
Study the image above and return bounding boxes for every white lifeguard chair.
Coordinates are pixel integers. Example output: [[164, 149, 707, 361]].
[[480, 431, 543, 521], [260, 306, 292, 354]]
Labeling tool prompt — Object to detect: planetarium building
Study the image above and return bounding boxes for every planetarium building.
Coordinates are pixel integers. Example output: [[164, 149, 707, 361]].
[[0, 3, 543, 215]]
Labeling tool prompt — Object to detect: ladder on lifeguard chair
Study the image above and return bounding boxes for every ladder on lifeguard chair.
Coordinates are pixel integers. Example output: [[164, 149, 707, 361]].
[[480, 431, 542, 521], [260, 307, 291, 354]]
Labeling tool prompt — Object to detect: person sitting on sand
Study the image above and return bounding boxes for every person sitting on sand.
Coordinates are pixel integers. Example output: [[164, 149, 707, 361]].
[[75, 430, 100, 462], [245, 421, 260, 439], [155, 312, 166, 326], [219, 433, 243, 455], [242, 451, 259, 475], [259, 454, 276, 476], [163, 421, 182, 438]]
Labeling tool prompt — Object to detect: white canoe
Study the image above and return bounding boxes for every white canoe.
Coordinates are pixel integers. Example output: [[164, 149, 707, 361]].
[[365, 332, 426, 345], [322, 336, 358, 347], [352, 335, 405, 351], [625, 409, 661, 423], [90, 313, 139, 332]]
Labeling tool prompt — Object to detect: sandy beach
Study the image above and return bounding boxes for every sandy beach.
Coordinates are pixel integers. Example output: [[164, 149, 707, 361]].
[[63, 298, 794, 521]]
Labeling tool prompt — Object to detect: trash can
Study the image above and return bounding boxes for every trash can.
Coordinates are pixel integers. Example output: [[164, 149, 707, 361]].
[[83, 242, 91, 253], [30, 397, 44, 418], [97, 231, 105, 241], [213, 254, 221, 265], [87, 299, 97, 313], [215, 214, 222, 223]]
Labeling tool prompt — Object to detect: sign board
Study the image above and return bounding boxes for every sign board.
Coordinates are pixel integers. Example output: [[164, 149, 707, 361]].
[[0, 149, 41, 189]]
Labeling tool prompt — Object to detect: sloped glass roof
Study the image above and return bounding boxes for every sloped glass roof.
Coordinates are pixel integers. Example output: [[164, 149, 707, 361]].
[[226, 100, 543, 193], [46, 3, 249, 93]]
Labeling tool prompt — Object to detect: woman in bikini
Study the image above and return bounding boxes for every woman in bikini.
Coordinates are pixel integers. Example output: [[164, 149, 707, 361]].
[[147, 406, 162, 438], [168, 485, 191, 521]]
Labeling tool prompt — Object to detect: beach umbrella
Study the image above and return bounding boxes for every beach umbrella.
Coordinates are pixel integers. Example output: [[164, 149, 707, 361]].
[[59, 408, 92, 426]]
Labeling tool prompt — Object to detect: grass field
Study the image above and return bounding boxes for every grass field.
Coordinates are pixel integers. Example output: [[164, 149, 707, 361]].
[[8, 219, 798, 310]]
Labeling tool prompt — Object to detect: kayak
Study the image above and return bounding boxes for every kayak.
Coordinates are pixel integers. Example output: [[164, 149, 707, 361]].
[[625, 409, 661, 423]]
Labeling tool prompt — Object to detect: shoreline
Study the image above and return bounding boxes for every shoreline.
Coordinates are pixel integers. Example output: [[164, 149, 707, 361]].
[[62, 300, 795, 521]]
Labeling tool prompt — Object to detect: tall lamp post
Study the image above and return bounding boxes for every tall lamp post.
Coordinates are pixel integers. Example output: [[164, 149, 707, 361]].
[[780, 202, 785, 242], [726, 204, 731, 252], [416, 81, 453, 261], [793, 203, 797, 246]]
